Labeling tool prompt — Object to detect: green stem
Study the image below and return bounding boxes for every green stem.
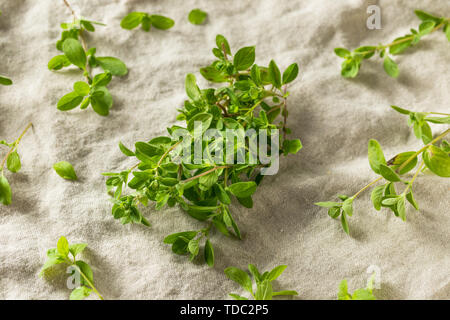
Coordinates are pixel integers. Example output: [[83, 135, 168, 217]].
[[403, 160, 424, 194], [428, 112, 450, 116], [352, 176, 383, 199], [182, 165, 232, 183], [354, 20, 447, 56], [0, 122, 33, 171]]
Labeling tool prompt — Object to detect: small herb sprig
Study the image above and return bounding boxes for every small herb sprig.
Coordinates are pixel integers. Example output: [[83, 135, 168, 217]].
[[40, 236, 103, 300], [316, 106, 449, 234], [0, 122, 33, 206], [338, 273, 376, 300], [49, 0, 128, 116], [335, 10, 450, 78], [224, 264, 298, 300], [0, 11, 12, 85], [103, 34, 302, 266], [120, 12, 174, 31]]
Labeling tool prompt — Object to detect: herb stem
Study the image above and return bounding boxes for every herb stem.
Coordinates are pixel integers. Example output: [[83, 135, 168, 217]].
[[71, 262, 104, 300], [428, 112, 450, 116], [282, 86, 288, 140], [403, 160, 424, 194], [355, 20, 447, 56], [352, 176, 383, 199], [182, 165, 232, 183], [0, 122, 33, 172], [397, 128, 450, 173]]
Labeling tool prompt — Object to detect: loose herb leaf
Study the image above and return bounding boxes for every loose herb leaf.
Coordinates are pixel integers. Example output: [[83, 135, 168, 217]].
[[53, 161, 78, 180], [188, 9, 207, 25]]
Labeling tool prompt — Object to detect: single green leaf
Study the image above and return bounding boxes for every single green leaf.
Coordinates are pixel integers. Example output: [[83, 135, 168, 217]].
[[57, 92, 83, 111], [76, 260, 94, 286], [96, 57, 128, 76], [390, 151, 418, 175], [397, 196, 406, 221], [163, 231, 198, 244], [90, 86, 113, 116], [418, 21, 436, 35], [70, 286, 92, 300], [340, 59, 360, 78], [188, 239, 200, 256], [187, 113, 213, 133], [69, 243, 87, 258], [216, 34, 231, 55], [226, 181, 257, 198], [73, 81, 90, 96], [7, 151, 21, 173], [342, 198, 353, 216], [389, 36, 413, 55], [150, 15, 175, 30], [57, 236, 69, 257], [337, 279, 350, 300], [341, 212, 349, 235], [0, 175, 12, 205], [267, 265, 287, 281], [119, 142, 135, 157], [283, 139, 302, 154], [0, 76, 12, 85], [204, 239, 214, 267], [200, 66, 228, 83], [213, 184, 231, 205], [423, 145, 450, 177], [188, 9, 207, 25], [224, 267, 253, 293], [414, 10, 441, 23], [328, 207, 341, 219], [405, 191, 418, 211], [62, 38, 86, 70], [120, 12, 145, 30], [185, 73, 202, 101], [368, 139, 386, 174], [334, 48, 350, 58], [383, 56, 399, 78], [233, 46, 255, 71], [268, 60, 281, 89], [53, 161, 78, 180], [379, 164, 401, 182], [282, 63, 299, 84], [272, 290, 298, 296], [48, 55, 71, 70], [371, 185, 385, 211], [315, 201, 342, 208], [390, 105, 411, 115]]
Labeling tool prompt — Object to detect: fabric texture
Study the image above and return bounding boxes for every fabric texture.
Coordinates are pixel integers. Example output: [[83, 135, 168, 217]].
[[0, 0, 449, 299]]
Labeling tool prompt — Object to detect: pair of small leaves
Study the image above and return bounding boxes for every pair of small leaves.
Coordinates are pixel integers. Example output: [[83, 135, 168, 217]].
[[225, 264, 298, 300], [121, 12, 174, 31], [163, 231, 214, 267]]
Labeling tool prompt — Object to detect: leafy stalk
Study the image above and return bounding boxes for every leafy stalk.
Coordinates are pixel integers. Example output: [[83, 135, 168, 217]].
[[49, 0, 128, 116], [338, 273, 376, 300], [316, 106, 449, 234], [0, 122, 33, 205], [335, 10, 450, 78]]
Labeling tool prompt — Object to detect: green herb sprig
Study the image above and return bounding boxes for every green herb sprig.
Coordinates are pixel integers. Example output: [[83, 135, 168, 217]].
[[0, 122, 33, 206], [224, 264, 298, 300], [120, 12, 174, 31], [316, 106, 449, 234], [49, 0, 128, 116], [335, 10, 450, 78], [338, 273, 376, 300], [40, 236, 103, 300], [103, 34, 302, 266]]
